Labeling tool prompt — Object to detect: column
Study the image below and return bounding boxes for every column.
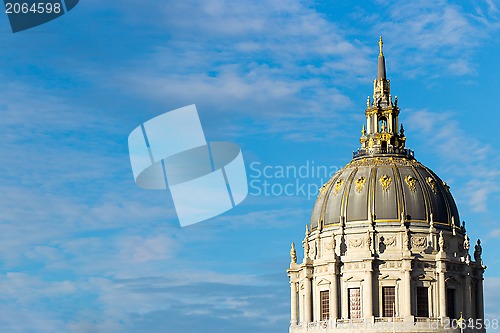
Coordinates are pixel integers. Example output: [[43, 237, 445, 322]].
[[438, 270, 446, 318], [364, 270, 373, 319], [291, 282, 298, 325], [331, 271, 338, 320], [304, 277, 312, 323], [464, 271, 472, 319], [342, 284, 349, 320], [299, 284, 305, 325], [403, 269, 412, 319], [477, 275, 484, 320]]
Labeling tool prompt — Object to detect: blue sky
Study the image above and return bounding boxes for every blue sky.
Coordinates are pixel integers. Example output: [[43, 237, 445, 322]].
[[0, 0, 499, 332]]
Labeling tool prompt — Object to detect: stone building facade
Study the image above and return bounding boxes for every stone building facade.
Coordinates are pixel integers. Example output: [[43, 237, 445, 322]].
[[287, 38, 486, 333]]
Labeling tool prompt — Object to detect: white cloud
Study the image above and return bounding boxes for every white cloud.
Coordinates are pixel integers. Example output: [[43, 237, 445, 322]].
[[407, 109, 499, 212], [484, 277, 500, 330], [371, 0, 500, 78], [103, 0, 370, 142]]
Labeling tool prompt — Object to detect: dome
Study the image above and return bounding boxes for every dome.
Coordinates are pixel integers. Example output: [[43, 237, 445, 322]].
[[309, 36, 460, 231], [287, 38, 484, 333], [310, 155, 460, 229]]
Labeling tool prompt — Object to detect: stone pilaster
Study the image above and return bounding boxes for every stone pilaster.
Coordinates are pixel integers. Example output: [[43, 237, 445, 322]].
[[304, 276, 312, 323], [331, 270, 338, 320], [364, 260, 374, 321], [476, 273, 484, 321], [437, 261, 447, 320], [402, 258, 413, 322], [290, 282, 298, 325], [464, 266, 472, 319]]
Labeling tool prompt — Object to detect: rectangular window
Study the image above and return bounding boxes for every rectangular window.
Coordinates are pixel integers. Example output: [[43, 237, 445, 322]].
[[348, 288, 361, 319], [446, 288, 456, 319], [416, 287, 429, 317], [382, 286, 396, 317], [320, 290, 330, 320]]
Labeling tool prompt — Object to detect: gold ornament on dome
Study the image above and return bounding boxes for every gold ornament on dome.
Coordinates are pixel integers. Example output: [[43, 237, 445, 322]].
[[442, 181, 450, 191], [318, 183, 327, 196], [426, 177, 437, 193], [379, 174, 392, 191], [333, 178, 344, 196], [355, 177, 366, 193], [347, 156, 416, 168], [405, 175, 418, 193]]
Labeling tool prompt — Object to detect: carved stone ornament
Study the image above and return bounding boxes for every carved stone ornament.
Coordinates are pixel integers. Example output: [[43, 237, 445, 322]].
[[323, 242, 332, 255], [309, 240, 317, 259], [325, 234, 336, 256], [349, 237, 364, 248], [438, 231, 445, 252], [411, 236, 427, 248], [426, 177, 437, 193], [290, 242, 297, 263], [379, 174, 392, 191], [303, 239, 310, 259], [474, 239, 482, 263], [463, 234, 470, 251], [366, 231, 372, 250], [380, 261, 402, 269], [403, 230, 410, 250], [333, 178, 344, 196], [405, 175, 417, 193], [385, 236, 396, 247], [355, 177, 367, 193]]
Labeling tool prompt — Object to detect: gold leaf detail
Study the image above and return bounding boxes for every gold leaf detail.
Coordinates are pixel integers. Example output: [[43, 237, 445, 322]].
[[405, 175, 417, 193], [379, 175, 392, 191], [426, 177, 437, 193], [318, 183, 327, 196], [355, 177, 366, 193], [333, 179, 344, 196]]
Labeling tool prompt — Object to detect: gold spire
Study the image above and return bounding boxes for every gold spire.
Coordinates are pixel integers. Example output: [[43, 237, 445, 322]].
[[377, 36, 387, 81], [355, 37, 409, 158]]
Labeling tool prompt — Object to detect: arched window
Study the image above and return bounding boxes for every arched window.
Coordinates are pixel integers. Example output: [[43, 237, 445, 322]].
[[378, 117, 387, 132]]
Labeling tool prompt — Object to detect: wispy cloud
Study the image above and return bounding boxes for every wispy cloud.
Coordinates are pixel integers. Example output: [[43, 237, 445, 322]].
[[103, 0, 372, 141], [0, 1, 498, 332], [370, 0, 500, 78], [407, 109, 499, 213], [484, 277, 500, 331]]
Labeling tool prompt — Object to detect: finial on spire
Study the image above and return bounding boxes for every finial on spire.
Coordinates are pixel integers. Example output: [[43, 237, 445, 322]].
[[377, 36, 387, 80]]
